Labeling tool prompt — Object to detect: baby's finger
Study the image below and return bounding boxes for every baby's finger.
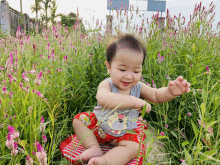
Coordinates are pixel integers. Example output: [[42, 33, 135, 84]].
[[169, 81, 175, 86], [178, 76, 183, 81], [186, 88, 191, 93], [181, 79, 187, 86], [146, 103, 151, 113], [187, 82, 191, 87]]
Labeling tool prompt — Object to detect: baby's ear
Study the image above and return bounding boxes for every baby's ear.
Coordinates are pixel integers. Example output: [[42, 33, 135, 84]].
[[105, 61, 111, 74]]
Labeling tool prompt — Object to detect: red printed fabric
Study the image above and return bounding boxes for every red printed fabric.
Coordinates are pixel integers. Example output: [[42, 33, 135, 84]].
[[60, 112, 148, 165]]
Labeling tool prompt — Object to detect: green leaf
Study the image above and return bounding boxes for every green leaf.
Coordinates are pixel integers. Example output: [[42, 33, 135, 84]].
[[197, 140, 203, 152], [141, 104, 147, 118], [191, 120, 199, 137], [157, 136, 167, 139], [204, 121, 217, 134], [184, 148, 192, 164], [182, 141, 190, 147], [144, 130, 155, 143], [145, 163, 153, 165], [123, 130, 138, 135], [170, 131, 178, 138], [201, 103, 206, 117], [178, 114, 181, 121], [200, 149, 218, 161], [192, 43, 196, 53]]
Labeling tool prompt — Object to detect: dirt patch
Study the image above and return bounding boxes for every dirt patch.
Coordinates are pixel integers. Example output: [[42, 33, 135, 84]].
[[144, 127, 169, 164]]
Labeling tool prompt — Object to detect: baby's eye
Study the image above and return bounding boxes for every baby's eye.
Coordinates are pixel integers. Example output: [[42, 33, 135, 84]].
[[120, 69, 125, 72], [134, 71, 139, 73]]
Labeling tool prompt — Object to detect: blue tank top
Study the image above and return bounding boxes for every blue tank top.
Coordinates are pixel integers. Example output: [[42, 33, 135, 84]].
[[93, 77, 142, 137]]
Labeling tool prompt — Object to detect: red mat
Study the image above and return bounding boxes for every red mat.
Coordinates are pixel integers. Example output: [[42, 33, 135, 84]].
[[60, 121, 147, 165]]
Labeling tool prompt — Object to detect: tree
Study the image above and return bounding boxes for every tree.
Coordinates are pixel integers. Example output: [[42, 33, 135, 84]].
[[39, 0, 51, 27], [59, 12, 86, 33], [49, 0, 59, 25], [20, 0, 22, 13], [30, 0, 42, 21]]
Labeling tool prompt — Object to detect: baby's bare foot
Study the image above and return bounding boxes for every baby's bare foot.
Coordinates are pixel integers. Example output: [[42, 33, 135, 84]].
[[75, 144, 103, 164], [88, 156, 106, 165]]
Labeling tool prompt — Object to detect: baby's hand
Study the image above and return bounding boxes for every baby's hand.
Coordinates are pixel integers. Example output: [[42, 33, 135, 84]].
[[168, 76, 191, 96], [133, 99, 151, 114]]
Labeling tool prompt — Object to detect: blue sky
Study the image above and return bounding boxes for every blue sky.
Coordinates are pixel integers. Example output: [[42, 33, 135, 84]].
[[6, 0, 220, 32]]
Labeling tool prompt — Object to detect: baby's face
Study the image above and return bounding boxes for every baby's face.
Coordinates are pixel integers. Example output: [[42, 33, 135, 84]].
[[105, 48, 143, 91]]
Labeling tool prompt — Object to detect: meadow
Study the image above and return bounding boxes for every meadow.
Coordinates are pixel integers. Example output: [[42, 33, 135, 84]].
[[0, 1, 220, 164]]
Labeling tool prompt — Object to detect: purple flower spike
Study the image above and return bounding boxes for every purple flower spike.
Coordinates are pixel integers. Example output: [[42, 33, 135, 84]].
[[35, 90, 44, 98], [36, 142, 44, 152], [43, 134, 47, 143], [7, 133, 11, 140], [206, 66, 210, 72], [37, 71, 43, 80], [41, 116, 44, 123], [33, 44, 36, 50], [14, 141, 18, 149], [8, 125, 15, 134]]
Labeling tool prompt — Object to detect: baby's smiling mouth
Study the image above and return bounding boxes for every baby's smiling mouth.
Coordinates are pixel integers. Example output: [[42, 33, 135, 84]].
[[122, 81, 131, 86]]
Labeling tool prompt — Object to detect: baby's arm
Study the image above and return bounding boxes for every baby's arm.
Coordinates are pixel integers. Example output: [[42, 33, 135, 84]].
[[141, 83, 175, 104], [96, 80, 144, 110], [141, 76, 190, 104]]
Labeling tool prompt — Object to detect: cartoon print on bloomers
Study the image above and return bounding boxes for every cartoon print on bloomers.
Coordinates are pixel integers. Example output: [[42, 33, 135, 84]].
[[96, 125, 107, 138], [106, 111, 128, 135], [78, 114, 90, 126]]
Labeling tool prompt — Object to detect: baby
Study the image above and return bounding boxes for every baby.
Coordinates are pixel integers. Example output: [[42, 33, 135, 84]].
[[72, 34, 191, 165]]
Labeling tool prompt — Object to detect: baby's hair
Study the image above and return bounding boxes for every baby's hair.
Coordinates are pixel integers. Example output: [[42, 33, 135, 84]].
[[106, 33, 146, 66]]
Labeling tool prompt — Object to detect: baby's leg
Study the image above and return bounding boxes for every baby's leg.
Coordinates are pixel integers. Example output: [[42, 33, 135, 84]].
[[72, 118, 103, 164], [88, 140, 139, 165]]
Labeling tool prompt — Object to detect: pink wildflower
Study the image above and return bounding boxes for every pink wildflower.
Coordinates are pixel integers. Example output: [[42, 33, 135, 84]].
[[6, 133, 14, 150], [8, 125, 19, 139], [33, 44, 36, 50], [165, 125, 168, 128], [138, 116, 143, 121], [187, 112, 192, 116], [43, 134, 47, 143], [9, 91, 13, 98], [206, 66, 210, 72], [11, 141, 18, 157], [40, 116, 46, 132], [26, 155, 34, 165], [36, 143, 47, 165], [34, 71, 43, 85], [0, 66, 4, 70], [158, 53, 165, 64], [166, 75, 170, 79], [27, 70, 36, 74], [152, 79, 156, 88], [21, 73, 29, 82], [35, 90, 44, 98], [2, 86, 8, 95], [7, 74, 16, 83], [146, 82, 151, 87], [197, 89, 202, 92], [140, 77, 145, 83], [160, 132, 165, 136]]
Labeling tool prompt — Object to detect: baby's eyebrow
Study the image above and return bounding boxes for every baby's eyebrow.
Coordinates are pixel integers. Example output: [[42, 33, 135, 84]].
[[118, 64, 141, 69]]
